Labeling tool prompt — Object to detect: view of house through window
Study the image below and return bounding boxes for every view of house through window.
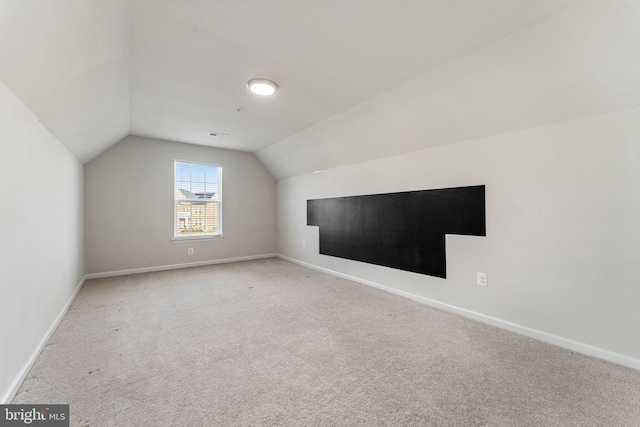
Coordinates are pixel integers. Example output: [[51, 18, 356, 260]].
[[174, 160, 222, 238]]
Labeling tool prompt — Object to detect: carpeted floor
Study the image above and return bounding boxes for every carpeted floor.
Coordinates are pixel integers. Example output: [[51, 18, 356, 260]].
[[12, 258, 640, 426]]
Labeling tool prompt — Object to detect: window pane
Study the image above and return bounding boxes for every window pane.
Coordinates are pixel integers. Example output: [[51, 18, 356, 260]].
[[175, 161, 222, 238], [206, 167, 220, 201]]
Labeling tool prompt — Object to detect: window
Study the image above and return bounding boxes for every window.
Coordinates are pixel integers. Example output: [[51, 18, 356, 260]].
[[174, 160, 222, 239]]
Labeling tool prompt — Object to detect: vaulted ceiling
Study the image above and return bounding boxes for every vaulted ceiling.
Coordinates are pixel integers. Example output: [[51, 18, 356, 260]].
[[1, 0, 586, 165]]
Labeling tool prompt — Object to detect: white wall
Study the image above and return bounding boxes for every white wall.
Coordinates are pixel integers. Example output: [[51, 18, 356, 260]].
[[84, 136, 277, 274], [265, 0, 640, 369], [0, 81, 85, 401], [277, 107, 640, 367]]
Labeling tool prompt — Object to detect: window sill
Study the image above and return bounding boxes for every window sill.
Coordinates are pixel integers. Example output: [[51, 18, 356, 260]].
[[172, 235, 224, 242]]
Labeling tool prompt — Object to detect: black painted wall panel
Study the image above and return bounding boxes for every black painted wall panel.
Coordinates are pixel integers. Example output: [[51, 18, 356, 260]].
[[307, 185, 485, 278]]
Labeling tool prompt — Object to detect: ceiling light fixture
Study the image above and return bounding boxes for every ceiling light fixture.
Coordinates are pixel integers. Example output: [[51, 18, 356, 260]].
[[246, 78, 278, 96]]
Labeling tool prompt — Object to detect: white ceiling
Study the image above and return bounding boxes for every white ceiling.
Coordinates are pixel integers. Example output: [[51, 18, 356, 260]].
[[258, 0, 640, 179], [0, 0, 582, 164], [0, 0, 129, 164]]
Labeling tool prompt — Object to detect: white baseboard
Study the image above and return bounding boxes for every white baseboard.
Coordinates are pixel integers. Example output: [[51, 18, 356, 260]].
[[5, 253, 635, 405], [85, 253, 278, 279], [1, 275, 87, 404], [278, 254, 640, 372]]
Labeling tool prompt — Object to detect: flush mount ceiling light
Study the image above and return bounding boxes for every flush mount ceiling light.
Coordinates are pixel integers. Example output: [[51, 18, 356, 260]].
[[246, 78, 278, 96]]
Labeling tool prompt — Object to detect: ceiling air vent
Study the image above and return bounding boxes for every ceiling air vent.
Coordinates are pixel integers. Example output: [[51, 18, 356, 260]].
[[207, 132, 228, 138]]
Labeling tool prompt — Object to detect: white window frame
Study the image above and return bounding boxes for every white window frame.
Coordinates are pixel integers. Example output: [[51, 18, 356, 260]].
[[173, 160, 223, 240]]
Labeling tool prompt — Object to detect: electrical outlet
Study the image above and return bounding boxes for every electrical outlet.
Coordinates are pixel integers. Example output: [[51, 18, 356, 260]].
[[188, 248, 194, 255], [302, 241, 306, 249], [477, 272, 487, 287]]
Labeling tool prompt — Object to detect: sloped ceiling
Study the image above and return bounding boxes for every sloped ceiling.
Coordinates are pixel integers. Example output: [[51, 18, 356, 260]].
[[0, 0, 130, 164], [128, 0, 579, 154], [258, 0, 640, 179], [3, 0, 638, 178], [0, 0, 581, 166]]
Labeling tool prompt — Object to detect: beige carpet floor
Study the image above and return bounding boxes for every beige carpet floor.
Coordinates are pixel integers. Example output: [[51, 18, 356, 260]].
[[12, 258, 640, 426]]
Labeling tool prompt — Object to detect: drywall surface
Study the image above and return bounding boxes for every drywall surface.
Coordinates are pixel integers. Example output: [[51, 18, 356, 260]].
[[84, 136, 276, 274], [258, 1, 640, 180], [277, 108, 640, 362], [0, 81, 85, 400]]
